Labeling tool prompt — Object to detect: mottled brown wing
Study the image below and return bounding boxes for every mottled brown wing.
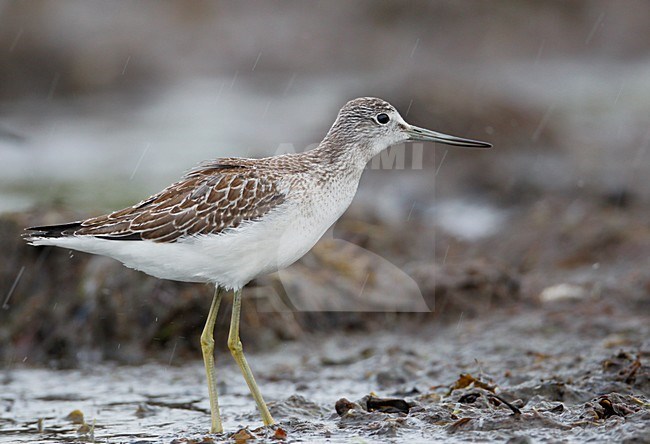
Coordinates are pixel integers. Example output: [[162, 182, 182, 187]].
[[73, 162, 287, 242]]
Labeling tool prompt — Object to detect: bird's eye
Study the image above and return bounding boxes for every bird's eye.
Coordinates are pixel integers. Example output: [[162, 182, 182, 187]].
[[376, 113, 390, 125]]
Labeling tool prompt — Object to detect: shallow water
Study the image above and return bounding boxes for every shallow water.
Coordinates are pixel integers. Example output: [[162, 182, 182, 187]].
[[2, 306, 648, 443]]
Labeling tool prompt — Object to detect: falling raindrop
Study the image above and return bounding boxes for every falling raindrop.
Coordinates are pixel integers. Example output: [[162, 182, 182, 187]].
[[3, 266, 25, 310], [47, 73, 61, 101], [585, 12, 605, 45], [121, 56, 131, 75], [9, 28, 23, 52], [409, 38, 420, 58], [406, 202, 416, 221], [534, 39, 546, 66], [130, 143, 151, 181], [456, 311, 464, 330], [262, 100, 272, 118], [283, 73, 297, 95], [532, 104, 555, 142], [168, 339, 178, 365], [435, 149, 448, 176], [442, 244, 450, 265], [405, 99, 413, 117], [251, 51, 262, 71], [229, 70, 239, 90]]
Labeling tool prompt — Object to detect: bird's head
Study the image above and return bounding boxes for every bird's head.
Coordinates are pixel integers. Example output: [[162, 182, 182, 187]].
[[325, 97, 491, 162]]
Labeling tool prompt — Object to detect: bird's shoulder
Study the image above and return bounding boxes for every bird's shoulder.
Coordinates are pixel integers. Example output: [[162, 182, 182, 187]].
[[76, 157, 293, 242]]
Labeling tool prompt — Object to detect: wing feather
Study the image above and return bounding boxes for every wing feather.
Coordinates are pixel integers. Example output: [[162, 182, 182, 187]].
[[47, 161, 288, 242]]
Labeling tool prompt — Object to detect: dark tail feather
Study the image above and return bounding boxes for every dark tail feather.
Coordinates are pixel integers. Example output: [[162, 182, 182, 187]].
[[23, 221, 83, 239], [24, 222, 144, 241]]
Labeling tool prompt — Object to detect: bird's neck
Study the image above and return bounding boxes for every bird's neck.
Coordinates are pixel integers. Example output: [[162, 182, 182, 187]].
[[312, 137, 370, 179]]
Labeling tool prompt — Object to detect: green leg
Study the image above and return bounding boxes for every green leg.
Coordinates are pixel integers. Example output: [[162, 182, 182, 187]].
[[200, 286, 224, 433], [227, 288, 275, 427]]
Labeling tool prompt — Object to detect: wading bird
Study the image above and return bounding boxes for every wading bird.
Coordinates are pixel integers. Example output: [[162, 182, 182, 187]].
[[24, 97, 491, 433]]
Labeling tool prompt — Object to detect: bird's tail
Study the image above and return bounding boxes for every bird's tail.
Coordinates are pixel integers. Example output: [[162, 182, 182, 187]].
[[22, 221, 82, 241]]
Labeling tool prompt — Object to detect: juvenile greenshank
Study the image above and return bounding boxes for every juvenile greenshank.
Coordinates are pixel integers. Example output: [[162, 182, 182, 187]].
[[24, 97, 491, 433]]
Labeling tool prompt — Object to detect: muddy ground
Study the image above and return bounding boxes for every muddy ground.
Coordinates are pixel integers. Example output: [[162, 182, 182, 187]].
[[1, 303, 648, 443], [1, 192, 649, 443]]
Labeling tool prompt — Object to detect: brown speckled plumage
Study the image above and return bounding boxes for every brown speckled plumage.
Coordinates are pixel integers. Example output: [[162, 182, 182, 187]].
[[27, 158, 301, 242], [80, 161, 287, 242]]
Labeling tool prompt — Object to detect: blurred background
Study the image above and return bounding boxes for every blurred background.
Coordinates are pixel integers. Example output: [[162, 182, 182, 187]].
[[1, 1, 649, 441], [2, 0, 650, 211], [2, 0, 650, 357]]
